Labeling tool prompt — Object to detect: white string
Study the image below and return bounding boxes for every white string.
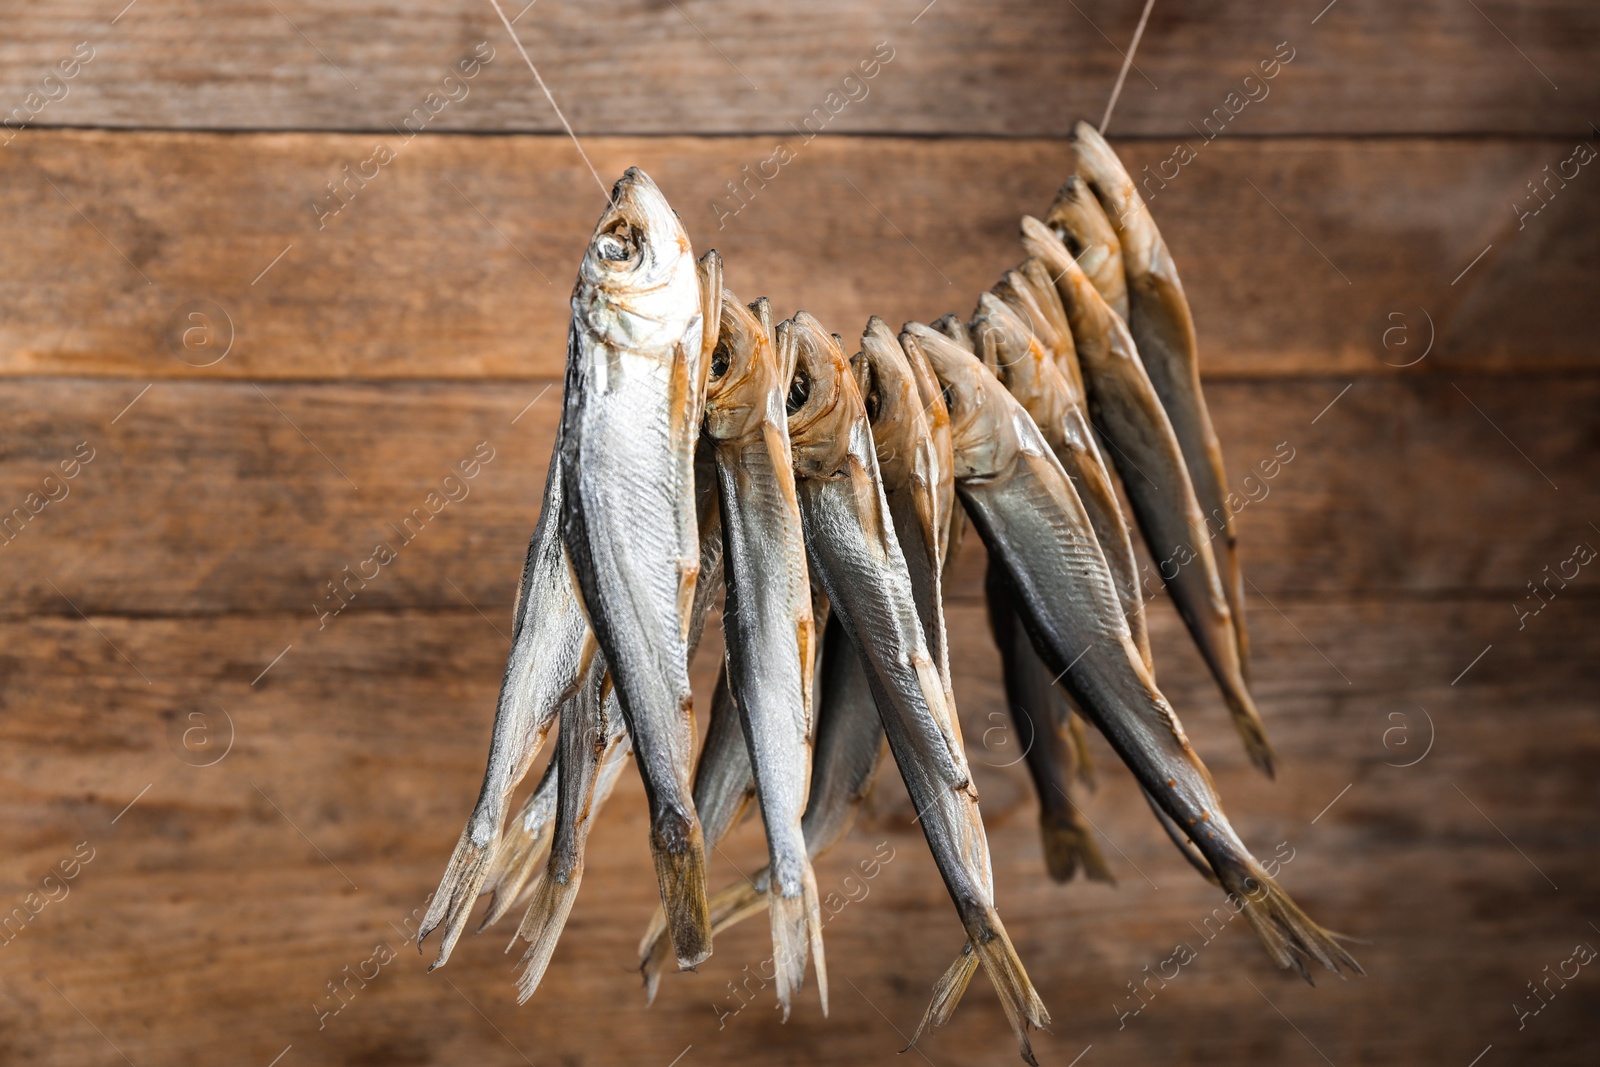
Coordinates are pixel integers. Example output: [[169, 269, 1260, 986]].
[[487, 0, 612, 201], [1100, 0, 1157, 133]]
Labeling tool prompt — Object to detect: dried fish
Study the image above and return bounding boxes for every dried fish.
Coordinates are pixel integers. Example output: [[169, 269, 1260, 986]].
[[1022, 215, 1275, 776], [781, 312, 1047, 1063], [916, 325, 1359, 983], [418, 441, 596, 970], [702, 289, 824, 1016], [560, 169, 714, 967], [1070, 120, 1254, 688]]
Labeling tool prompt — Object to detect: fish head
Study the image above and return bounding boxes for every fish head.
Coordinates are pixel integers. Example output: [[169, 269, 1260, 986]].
[[854, 316, 930, 492], [574, 168, 701, 358], [971, 293, 1071, 427], [778, 312, 857, 481], [1021, 214, 1117, 348], [931, 313, 975, 354], [903, 322, 1022, 482], [1019, 257, 1085, 397], [1069, 120, 1158, 277], [1045, 173, 1128, 318], [703, 288, 781, 442]]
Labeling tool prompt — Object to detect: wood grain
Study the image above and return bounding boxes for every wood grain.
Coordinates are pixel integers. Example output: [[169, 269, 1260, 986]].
[[3, 131, 1597, 382], [1, 596, 1594, 1066], [0, 1, 1593, 136], [2, 375, 1595, 622]]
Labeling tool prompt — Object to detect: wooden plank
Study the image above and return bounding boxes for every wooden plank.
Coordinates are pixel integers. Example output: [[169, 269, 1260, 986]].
[[1, 597, 1595, 1065], [0, 2, 1594, 136], [3, 375, 1595, 620], [4, 131, 1597, 381]]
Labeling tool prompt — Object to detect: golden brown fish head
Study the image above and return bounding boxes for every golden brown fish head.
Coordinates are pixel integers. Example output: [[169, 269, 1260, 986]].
[[1021, 214, 1117, 344], [1069, 120, 1158, 275], [970, 293, 1069, 430], [931, 313, 975, 354], [1045, 174, 1128, 318], [575, 168, 699, 356], [779, 312, 857, 480], [853, 316, 931, 492], [904, 322, 1022, 483], [704, 287, 781, 443]]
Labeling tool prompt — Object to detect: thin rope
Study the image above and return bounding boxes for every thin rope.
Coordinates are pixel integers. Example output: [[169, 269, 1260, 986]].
[[1100, 0, 1157, 133], [488, 0, 612, 202]]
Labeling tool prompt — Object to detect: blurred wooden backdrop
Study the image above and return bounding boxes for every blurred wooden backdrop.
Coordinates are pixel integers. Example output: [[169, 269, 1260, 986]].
[[2, 2, 1597, 1065]]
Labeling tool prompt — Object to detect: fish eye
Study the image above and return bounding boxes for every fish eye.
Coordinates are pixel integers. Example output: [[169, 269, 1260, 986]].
[[710, 334, 733, 380], [595, 219, 641, 268], [1058, 230, 1084, 257], [941, 383, 956, 414], [862, 365, 882, 421], [786, 366, 811, 415]]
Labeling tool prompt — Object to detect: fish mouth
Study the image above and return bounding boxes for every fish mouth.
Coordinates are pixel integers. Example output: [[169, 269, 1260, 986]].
[[586, 167, 681, 280]]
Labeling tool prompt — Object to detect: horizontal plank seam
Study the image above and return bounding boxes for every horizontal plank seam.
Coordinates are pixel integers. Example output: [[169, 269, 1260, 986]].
[[3, 125, 1588, 145]]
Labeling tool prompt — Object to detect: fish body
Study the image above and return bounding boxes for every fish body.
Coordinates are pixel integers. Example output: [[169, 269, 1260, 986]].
[[702, 290, 824, 1016], [419, 435, 596, 969], [781, 312, 1047, 1062], [1068, 121, 1253, 688], [984, 559, 1113, 883], [560, 169, 713, 967], [916, 328, 1358, 984], [966, 294, 1152, 670], [1022, 215, 1275, 776]]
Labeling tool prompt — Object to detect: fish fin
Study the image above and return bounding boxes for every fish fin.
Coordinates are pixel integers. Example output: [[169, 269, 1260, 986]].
[[512, 867, 584, 1004], [1040, 811, 1114, 884], [1224, 683, 1277, 779], [1064, 711, 1097, 791], [651, 816, 714, 968], [910, 943, 979, 1045], [416, 830, 493, 970], [479, 822, 556, 931], [970, 910, 1051, 1064], [1215, 855, 1364, 980], [766, 865, 827, 1020], [637, 909, 675, 1006], [1143, 789, 1221, 888]]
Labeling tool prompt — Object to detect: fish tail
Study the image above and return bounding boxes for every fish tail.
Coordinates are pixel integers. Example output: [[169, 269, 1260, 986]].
[[512, 868, 583, 1004], [1223, 681, 1278, 779], [910, 943, 979, 1046], [1214, 853, 1364, 981], [479, 823, 556, 931], [636, 906, 673, 1005], [650, 812, 714, 968], [766, 864, 828, 1019], [969, 908, 1051, 1065], [416, 829, 494, 970], [1040, 810, 1115, 884]]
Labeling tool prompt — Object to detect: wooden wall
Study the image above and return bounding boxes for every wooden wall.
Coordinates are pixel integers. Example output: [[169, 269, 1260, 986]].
[[2, 3, 1596, 1065]]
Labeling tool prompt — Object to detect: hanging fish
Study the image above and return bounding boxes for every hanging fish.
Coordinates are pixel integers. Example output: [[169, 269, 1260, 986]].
[[560, 169, 715, 967], [1022, 215, 1275, 776], [1069, 121, 1253, 687]]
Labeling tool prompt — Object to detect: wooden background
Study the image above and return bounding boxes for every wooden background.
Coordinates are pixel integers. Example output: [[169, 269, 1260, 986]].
[[2, 2, 1597, 1065]]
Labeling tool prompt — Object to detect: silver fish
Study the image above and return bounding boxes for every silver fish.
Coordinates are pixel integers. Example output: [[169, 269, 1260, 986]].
[[858, 316, 955, 706], [915, 329, 1360, 984], [560, 168, 713, 967], [984, 559, 1113, 884], [418, 437, 597, 970], [1022, 214, 1275, 776], [1069, 120, 1254, 689], [703, 289, 824, 1017], [780, 312, 1048, 1063], [966, 292, 1151, 670]]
